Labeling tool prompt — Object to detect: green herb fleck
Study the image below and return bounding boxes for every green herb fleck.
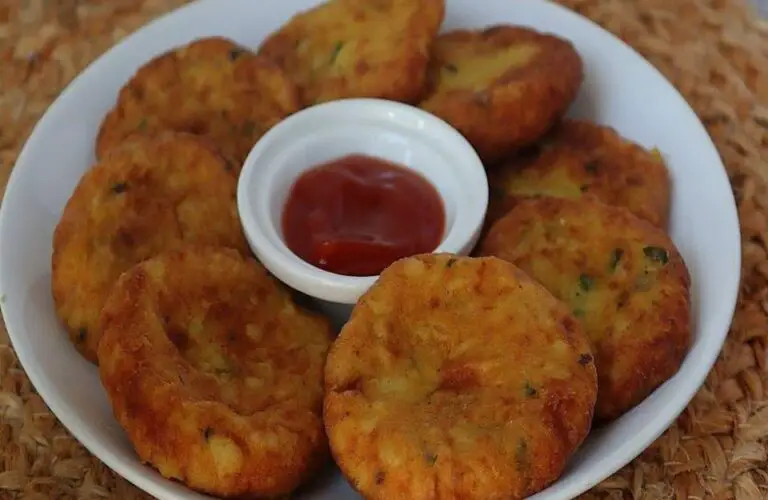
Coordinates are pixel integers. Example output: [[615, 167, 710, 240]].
[[77, 327, 87, 343], [643, 246, 669, 265], [446, 257, 457, 268], [329, 41, 344, 64], [203, 427, 214, 441], [578, 353, 593, 366], [523, 381, 537, 398], [242, 121, 256, 135], [111, 182, 128, 194], [424, 452, 438, 466], [0, 294, 6, 304], [444, 63, 458, 73], [573, 308, 585, 318], [578, 273, 594, 292], [584, 160, 599, 174], [229, 48, 245, 61], [137, 118, 147, 131], [609, 248, 624, 272]]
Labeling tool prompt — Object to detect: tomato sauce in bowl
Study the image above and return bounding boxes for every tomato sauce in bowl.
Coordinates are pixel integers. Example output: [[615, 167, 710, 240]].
[[282, 154, 445, 276]]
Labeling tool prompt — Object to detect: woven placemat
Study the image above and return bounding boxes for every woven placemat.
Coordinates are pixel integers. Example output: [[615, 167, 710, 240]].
[[1, 0, 766, 498]]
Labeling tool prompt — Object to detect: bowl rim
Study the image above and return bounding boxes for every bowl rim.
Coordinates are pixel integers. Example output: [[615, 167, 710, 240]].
[[236, 97, 489, 304]]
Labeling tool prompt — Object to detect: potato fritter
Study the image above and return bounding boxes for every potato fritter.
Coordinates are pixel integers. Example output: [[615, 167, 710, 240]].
[[419, 26, 583, 164], [52, 132, 249, 364], [96, 37, 300, 165], [97, 247, 333, 497], [486, 119, 671, 229], [478, 197, 691, 420], [324, 253, 597, 500], [257, 0, 445, 106]]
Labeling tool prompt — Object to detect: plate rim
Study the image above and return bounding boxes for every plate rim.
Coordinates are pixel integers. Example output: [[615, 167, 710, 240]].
[[0, 0, 742, 499]]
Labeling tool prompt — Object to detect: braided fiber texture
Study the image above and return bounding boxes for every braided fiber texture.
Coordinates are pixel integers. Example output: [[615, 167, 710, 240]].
[[0, 0, 766, 498]]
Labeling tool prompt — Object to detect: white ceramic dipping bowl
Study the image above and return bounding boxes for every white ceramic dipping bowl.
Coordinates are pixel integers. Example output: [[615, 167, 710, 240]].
[[237, 98, 488, 320]]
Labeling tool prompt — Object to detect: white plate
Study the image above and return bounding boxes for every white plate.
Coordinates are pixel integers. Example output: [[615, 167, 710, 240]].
[[0, 1, 741, 499]]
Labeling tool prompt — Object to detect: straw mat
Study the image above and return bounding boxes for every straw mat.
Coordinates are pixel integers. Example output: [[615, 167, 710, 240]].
[[0, 0, 766, 498]]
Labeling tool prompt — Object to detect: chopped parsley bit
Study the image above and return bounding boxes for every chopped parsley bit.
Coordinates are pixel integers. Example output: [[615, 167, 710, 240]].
[[229, 48, 245, 61], [111, 182, 128, 194], [77, 327, 87, 343], [0, 294, 6, 304], [444, 63, 459, 73], [329, 41, 344, 64], [584, 160, 600, 174], [578, 353, 593, 366], [643, 246, 669, 265], [515, 438, 528, 470], [242, 121, 257, 135], [424, 452, 438, 465], [523, 381, 537, 398], [609, 248, 624, 272], [445, 257, 457, 268], [137, 118, 148, 131], [578, 273, 594, 292], [203, 426, 214, 441], [573, 308, 585, 318]]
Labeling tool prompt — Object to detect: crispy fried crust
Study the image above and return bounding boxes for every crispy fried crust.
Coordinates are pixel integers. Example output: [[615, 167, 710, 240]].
[[486, 119, 671, 229], [324, 253, 597, 500], [51, 132, 249, 363], [258, 0, 445, 106], [419, 26, 583, 164], [97, 247, 333, 497], [96, 37, 300, 165], [478, 197, 691, 420]]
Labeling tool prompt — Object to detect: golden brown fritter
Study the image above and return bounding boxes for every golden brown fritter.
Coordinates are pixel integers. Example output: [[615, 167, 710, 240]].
[[52, 132, 249, 363], [486, 119, 671, 229], [96, 37, 300, 165], [478, 197, 691, 420], [257, 0, 445, 106], [324, 253, 597, 500], [419, 26, 583, 164], [97, 247, 333, 498]]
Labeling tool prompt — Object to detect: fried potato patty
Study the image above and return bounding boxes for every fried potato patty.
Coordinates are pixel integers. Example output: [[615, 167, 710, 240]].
[[418, 26, 583, 164], [478, 197, 691, 420], [52, 132, 248, 363], [486, 119, 671, 229], [324, 253, 597, 500], [96, 37, 300, 165], [97, 247, 333, 497], [257, 0, 445, 106]]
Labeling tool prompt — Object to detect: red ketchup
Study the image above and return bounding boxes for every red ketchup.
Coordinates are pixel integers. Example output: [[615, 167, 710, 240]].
[[282, 154, 445, 277]]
